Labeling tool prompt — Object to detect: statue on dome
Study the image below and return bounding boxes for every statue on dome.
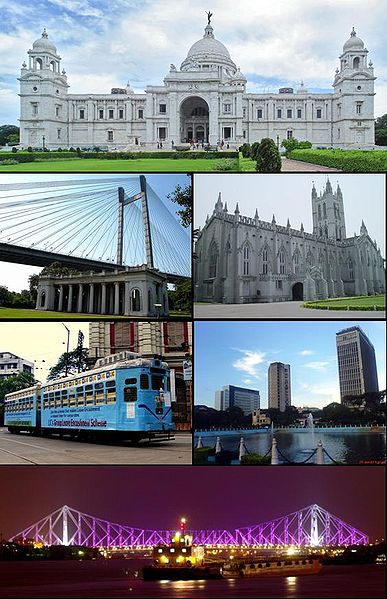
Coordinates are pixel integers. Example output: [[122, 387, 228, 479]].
[[206, 10, 213, 25]]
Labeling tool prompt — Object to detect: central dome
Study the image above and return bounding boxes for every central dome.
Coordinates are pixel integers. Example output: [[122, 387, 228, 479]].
[[32, 29, 57, 54], [180, 23, 237, 75]]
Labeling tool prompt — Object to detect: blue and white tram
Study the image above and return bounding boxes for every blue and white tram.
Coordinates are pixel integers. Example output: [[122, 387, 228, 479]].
[[4, 385, 41, 433], [4, 354, 174, 442]]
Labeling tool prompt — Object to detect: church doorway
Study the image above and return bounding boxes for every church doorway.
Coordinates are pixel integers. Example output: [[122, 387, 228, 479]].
[[292, 282, 303, 300], [180, 96, 209, 143]]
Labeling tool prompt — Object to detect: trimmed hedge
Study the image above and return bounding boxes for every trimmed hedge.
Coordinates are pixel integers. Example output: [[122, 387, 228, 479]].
[[78, 151, 238, 160], [194, 448, 211, 464], [288, 148, 387, 172], [304, 302, 384, 311], [240, 453, 271, 465], [0, 153, 35, 163]]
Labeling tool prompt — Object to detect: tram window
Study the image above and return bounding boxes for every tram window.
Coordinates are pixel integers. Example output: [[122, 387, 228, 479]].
[[124, 387, 137, 402], [302, 560, 307, 565], [265, 563, 271, 568], [95, 383, 104, 390], [258, 563, 262, 568], [76, 386, 83, 393], [106, 380, 115, 388], [151, 375, 163, 390], [85, 384, 93, 392], [125, 378, 137, 385], [140, 374, 149, 389]]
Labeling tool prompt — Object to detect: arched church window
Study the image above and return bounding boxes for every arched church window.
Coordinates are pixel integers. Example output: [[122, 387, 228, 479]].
[[35, 58, 43, 70], [209, 241, 217, 278], [243, 244, 250, 276], [319, 227, 322, 237], [131, 288, 141, 312], [50, 61, 56, 72], [279, 251, 285, 274], [323, 203, 327, 218], [353, 57, 360, 69], [348, 259, 354, 280], [324, 225, 328, 237], [262, 248, 268, 275], [318, 205, 321, 219]]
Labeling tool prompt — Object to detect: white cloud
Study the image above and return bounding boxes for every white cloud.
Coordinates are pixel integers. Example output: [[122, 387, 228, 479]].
[[232, 348, 266, 378], [302, 361, 330, 370], [299, 350, 315, 356]]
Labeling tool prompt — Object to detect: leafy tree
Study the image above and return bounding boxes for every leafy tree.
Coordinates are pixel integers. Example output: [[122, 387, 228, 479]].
[[29, 263, 80, 303], [255, 138, 282, 172], [250, 141, 261, 161], [47, 347, 90, 381], [168, 278, 192, 313], [166, 181, 192, 228], [0, 125, 19, 146], [0, 372, 36, 425], [239, 143, 251, 158], [0, 286, 10, 306], [375, 114, 387, 146]]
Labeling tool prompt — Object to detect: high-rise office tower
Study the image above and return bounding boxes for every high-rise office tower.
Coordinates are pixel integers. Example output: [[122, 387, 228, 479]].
[[336, 326, 379, 403], [214, 384, 260, 415], [268, 362, 291, 412]]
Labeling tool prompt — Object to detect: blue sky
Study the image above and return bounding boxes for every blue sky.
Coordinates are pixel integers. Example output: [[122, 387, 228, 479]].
[[1, 0, 387, 125], [194, 321, 386, 409]]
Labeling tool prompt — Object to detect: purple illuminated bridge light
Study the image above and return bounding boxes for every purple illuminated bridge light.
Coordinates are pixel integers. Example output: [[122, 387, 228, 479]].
[[9, 504, 368, 548]]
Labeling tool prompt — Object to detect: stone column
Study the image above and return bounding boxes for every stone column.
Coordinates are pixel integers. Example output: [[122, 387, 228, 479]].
[[58, 285, 64, 312], [77, 283, 83, 313], [67, 284, 73, 312], [101, 283, 107, 314], [124, 282, 130, 316], [209, 93, 219, 146], [88, 283, 94, 313], [114, 282, 120, 315]]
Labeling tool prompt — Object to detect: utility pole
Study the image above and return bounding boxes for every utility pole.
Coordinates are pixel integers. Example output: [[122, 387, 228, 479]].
[[62, 323, 70, 377]]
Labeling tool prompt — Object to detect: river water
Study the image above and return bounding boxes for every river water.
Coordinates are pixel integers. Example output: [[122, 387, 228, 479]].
[[194, 430, 386, 464], [0, 560, 384, 598]]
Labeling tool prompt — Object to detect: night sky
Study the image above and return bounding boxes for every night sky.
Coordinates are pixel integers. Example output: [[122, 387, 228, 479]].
[[0, 467, 384, 541]]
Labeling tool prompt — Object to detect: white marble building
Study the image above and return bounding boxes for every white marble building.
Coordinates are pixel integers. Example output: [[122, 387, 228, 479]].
[[194, 180, 385, 304], [19, 18, 376, 149]]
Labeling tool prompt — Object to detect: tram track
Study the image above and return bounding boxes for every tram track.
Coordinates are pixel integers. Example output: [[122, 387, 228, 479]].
[[0, 446, 39, 465]]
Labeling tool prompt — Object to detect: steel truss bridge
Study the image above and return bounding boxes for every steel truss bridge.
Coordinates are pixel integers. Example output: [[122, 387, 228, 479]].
[[10, 504, 368, 548], [0, 176, 191, 282]]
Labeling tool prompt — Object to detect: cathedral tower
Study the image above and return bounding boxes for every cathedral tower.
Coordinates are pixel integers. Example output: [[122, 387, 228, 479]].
[[312, 179, 346, 241]]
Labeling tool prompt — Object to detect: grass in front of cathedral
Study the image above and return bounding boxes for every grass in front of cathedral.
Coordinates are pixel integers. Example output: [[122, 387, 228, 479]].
[[0, 308, 191, 318], [0, 158, 232, 172], [304, 294, 385, 311]]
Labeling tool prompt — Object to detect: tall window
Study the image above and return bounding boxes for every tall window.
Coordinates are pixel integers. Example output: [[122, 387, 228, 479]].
[[108, 109, 114, 119], [323, 202, 327, 218], [277, 108, 282, 118], [243, 245, 250, 275], [138, 108, 144, 119], [257, 108, 263, 119], [79, 109, 85, 119], [297, 108, 302, 118], [118, 109, 124, 119], [262, 248, 268, 274], [286, 130, 293, 139], [356, 103, 362, 115], [348, 258, 354, 280], [159, 103, 166, 113], [107, 130, 114, 141], [279, 251, 285, 274], [131, 288, 141, 311], [223, 103, 231, 113], [99, 109, 104, 119], [318, 205, 321, 219], [209, 242, 217, 278], [287, 109, 292, 118], [316, 108, 322, 118]]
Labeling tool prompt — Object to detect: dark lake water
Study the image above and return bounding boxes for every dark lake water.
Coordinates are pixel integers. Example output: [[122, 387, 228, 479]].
[[0, 559, 384, 598], [195, 430, 386, 464]]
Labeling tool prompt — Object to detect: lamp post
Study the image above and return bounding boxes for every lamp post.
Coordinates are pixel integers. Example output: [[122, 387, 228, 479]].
[[42, 135, 46, 150], [154, 303, 162, 319], [62, 323, 70, 376]]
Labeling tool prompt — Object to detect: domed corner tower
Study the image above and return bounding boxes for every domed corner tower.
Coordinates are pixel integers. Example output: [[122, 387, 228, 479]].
[[332, 27, 376, 148], [19, 29, 69, 149], [159, 15, 246, 147]]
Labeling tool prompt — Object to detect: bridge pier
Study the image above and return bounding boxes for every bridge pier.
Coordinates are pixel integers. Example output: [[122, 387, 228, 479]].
[[67, 284, 73, 312]]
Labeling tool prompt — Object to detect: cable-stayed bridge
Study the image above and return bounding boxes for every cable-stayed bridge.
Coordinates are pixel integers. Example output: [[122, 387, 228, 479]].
[[10, 504, 368, 548], [0, 175, 191, 283]]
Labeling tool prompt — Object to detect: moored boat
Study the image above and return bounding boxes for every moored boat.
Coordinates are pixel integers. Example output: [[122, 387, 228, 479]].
[[221, 557, 322, 578]]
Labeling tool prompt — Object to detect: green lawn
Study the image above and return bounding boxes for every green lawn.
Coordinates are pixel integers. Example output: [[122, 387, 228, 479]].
[[0, 157, 233, 172], [0, 307, 191, 319], [303, 295, 385, 311], [239, 155, 256, 171]]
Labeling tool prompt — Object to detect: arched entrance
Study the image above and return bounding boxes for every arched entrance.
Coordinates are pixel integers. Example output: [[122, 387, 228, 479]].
[[180, 96, 209, 143], [292, 282, 303, 300]]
